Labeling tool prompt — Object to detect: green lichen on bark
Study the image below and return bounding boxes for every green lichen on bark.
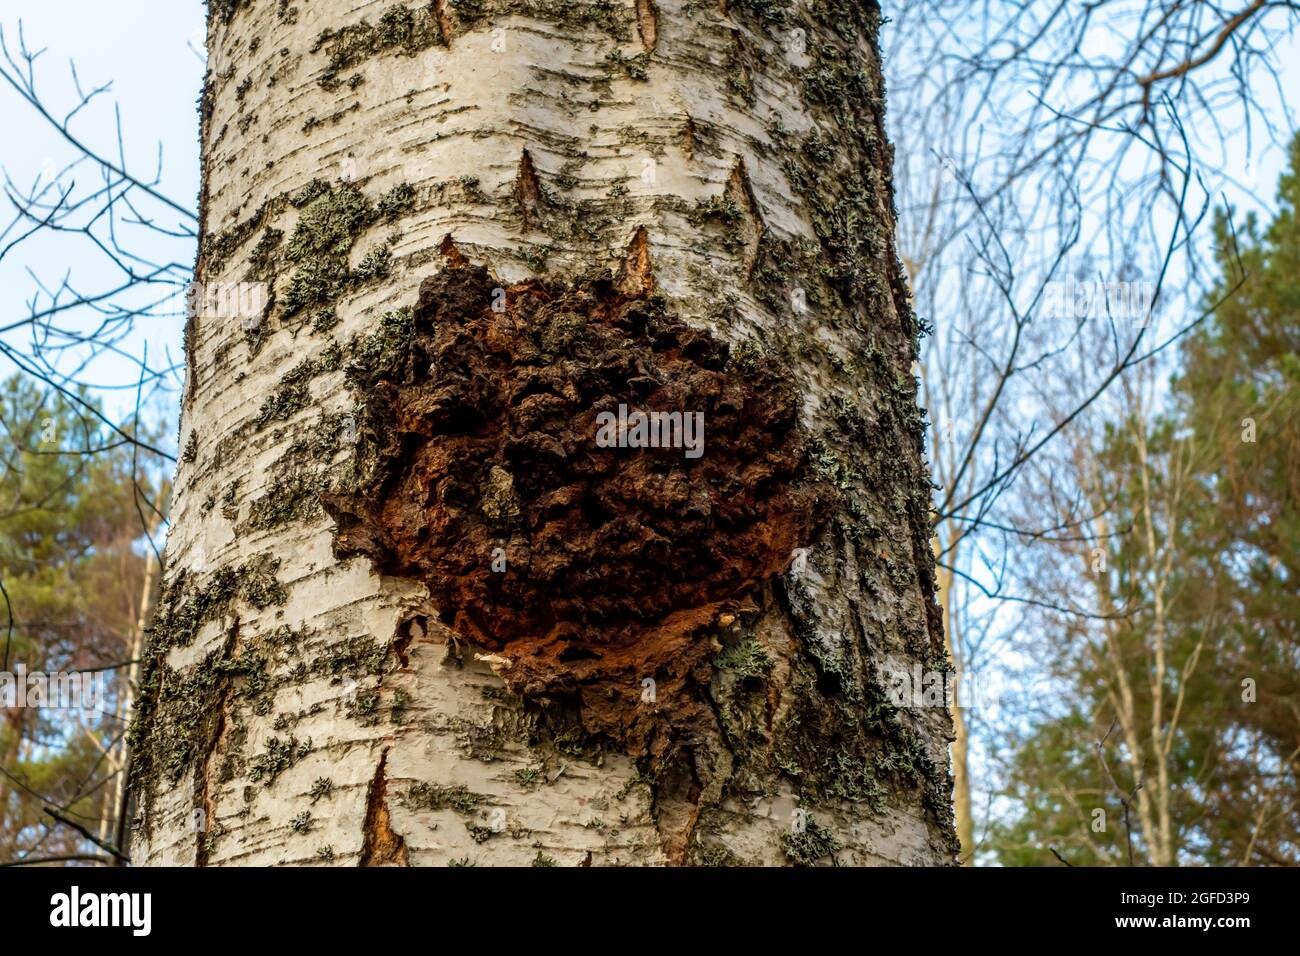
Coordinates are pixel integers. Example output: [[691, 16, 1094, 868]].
[[203, 195, 289, 278], [277, 181, 405, 317], [251, 342, 343, 431], [249, 734, 312, 784], [713, 637, 773, 681], [406, 782, 487, 813], [127, 565, 294, 814], [781, 816, 841, 866], [146, 556, 288, 653], [243, 411, 354, 532], [312, 3, 446, 90]]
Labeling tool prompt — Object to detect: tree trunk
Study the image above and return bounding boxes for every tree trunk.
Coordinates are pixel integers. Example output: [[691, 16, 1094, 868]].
[[933, 550, 973, 863], [128, 0, 956, 867], [105, 544, 158, 861], [0, 708, 26, 854]]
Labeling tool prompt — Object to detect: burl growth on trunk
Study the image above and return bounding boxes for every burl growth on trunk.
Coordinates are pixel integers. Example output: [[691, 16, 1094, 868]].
[[324, 253, 825, 757]]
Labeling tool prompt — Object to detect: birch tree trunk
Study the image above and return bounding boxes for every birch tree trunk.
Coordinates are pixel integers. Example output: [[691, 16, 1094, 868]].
[[128, 0, 957, 867], [932, 548, 973, 863]]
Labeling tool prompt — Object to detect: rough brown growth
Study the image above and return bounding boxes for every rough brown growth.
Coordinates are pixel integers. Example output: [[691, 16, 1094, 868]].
[[324, 258, 829, 759]]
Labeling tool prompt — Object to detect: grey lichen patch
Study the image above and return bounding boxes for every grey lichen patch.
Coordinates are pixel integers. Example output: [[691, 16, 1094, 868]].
[[249, 734, 312, 785], [406, 782, 487, 813], [127, 587, 300, 822], [772, 567, 947, 818], [726, 30, 756, 106], [689, 163, 765, 276], [282, 258, 352, 318], [456, 718, 508, 763], [252, 358, 314, 429], [691, 838, 744, 867], [243, 410, 354, 532], [713, 637, 773, 682], [244, 470, 320, 532], [691, 193, 743, 234], [146, 556, 288, 654], [750, 234, 834, 316], [312, 3, 446, 90], [312, 307, 340, 335], [780, 815, 841, 866], [221, 479, 241, 522], [131, 653, 226, 786], [604, 48, 649, 81], [288, 182, 374, 260], [448, 0, 631, 40], [431, 175, 489, 206], [309, 777, 335, 802], [342, 307, 415, 391], [800, 40, 880, 137], [759, 5, 894, 317], [203, 195, 290, 277], [376, 182, 416, 222], [251, 343, 343, 432], [728, 0, 790, 29], [316, 634, 388, 683], [354, 244, 394, 283], [279, 181, 399, 318], [512, 765, 545, 789], [246, 227, 284, 282]]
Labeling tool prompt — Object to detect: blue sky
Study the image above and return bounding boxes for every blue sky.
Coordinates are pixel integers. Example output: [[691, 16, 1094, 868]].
[[0, 1, 204, 429]]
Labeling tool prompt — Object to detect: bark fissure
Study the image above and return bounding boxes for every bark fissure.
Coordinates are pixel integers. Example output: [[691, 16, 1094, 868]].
[[359, 750, 410, 866]]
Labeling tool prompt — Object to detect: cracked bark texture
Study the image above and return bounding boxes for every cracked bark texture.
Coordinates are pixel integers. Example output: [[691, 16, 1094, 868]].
[[129, 0, 957, 866]]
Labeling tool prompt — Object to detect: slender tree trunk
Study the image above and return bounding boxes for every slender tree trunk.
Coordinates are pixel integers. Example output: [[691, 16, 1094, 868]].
[[0, 708, 25, 854], [104, 549, 158, 860], [933, 548, 973, 863], [130, 0, 956, 866]]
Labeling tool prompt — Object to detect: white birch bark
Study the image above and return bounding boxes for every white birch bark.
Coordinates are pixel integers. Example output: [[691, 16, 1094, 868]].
[[129, 0, 957, 867]]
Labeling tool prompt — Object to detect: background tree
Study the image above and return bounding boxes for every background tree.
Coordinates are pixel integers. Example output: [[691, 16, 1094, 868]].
[[0, 375, 162, 865], [990, 135, 1300, 866], [885, 0, 1300, 863], [0, 9, 185, 862]]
